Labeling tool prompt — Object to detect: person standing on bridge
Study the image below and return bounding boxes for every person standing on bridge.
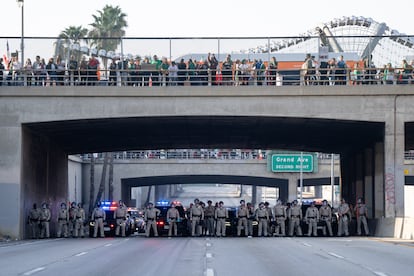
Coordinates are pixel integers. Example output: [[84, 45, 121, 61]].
[[288, 200, 303, 237], [190, 198, 204, 237], [215, 201, 228, 237], [114, 200, 128, 237], [56, 202, 69, 238], [144, 202, 160, 237], [337, 198, 350, 237], [273, 199, 287, 237], [355, 198, 370, 236], [319, 199, 333, 236], [39, 202, 51, 239], [236, 200, 249, 237], [91, 202, 106, 238], [167, 202, 180, 237]]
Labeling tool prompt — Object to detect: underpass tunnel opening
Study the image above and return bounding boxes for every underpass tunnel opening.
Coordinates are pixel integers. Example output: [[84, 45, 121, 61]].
[[121, 175, 289, 209], [21, 115, 385, 238]]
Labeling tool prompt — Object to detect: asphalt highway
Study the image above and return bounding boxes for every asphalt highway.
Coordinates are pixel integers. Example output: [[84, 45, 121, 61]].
[[1, 235, 413, 276]]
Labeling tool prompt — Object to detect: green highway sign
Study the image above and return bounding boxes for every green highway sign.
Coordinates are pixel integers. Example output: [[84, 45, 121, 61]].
[[271, 154, 314, 172]]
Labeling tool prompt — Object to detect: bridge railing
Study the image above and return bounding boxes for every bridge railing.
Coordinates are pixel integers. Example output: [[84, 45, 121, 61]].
[[2, 67, 413, 87]]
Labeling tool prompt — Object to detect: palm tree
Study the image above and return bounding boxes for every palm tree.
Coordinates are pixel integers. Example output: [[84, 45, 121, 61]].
[[59, 25, 89, 45], [89, 5, 127, 77], [55, 26, 88, 63], [89, 5, 127, 51]]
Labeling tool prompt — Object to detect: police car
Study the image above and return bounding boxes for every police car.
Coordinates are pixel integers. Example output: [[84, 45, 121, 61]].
[[154, 200, 189, 237], [128, 207, 146, 233], [89, 201, 135, 237]]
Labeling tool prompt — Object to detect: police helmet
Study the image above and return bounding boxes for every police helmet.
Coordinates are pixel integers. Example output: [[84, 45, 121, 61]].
[[148, 202, 154, 207]]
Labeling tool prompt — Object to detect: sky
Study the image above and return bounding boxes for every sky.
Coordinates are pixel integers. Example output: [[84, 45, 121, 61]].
[[2, 0, 414, 61]]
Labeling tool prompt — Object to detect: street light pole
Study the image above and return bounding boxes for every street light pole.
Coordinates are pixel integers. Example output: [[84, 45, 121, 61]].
[[17, 0, 24, 68]]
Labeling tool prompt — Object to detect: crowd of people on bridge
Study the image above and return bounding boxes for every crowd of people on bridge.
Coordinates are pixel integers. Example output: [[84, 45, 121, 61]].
[[2, 51, 413, 87]]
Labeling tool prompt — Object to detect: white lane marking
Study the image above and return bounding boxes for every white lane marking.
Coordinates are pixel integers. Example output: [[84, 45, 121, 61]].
[[205, 237, 210, 241], [206, 242, 212, 247], [302, 242, 312, 247], [23, 267, 46, 275], [328, 252, 345, 259], [75, 252, 87, 257], [373, 272, 388, 276], [104, 243, 112, 247], [205, 268, 215, 276], [206, 253, 213, 258]]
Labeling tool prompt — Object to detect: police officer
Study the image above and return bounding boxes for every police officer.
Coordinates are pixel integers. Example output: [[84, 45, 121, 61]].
[[75, 203, 85, 238], [305, 201, 319, 237], [114, 200, 128, 237], [57, 202, 69, 238], [264, 202, 273, 236], [28, 203, 40, 239], [288, 200, 303, 236], [91, 202, 106, 238], [68, 202, 78, 237], [337, 198, 350, 237], [167, 202, 180, 237], [215, 201, 228, 237], [247, 202, 255, 237], [39, 202, 51, 239], [355, 198, 370, 236], [273, 199, 287, 237], [190, 198, 204, 237], [144, 202, 160, 237], [256, 202, 269, 237], [319, 199, 333, 236], [236, 200, 249, 237], [204, 200, 215, 237]]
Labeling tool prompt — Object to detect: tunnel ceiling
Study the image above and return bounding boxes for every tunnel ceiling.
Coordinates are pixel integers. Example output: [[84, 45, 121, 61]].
[[25, 116, 384, 155]]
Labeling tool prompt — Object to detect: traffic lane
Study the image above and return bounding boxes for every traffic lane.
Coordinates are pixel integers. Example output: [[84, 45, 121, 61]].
[[0, 237, 129, 275], [300, 237, 414, 275], [44, 237, 207, 276], [208, 237, 414, 276], [0, 236, 207, 276], [208, 237, 371, 276]]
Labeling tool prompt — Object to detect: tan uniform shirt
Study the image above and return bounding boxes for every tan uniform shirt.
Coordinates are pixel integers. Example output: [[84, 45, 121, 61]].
[[215, 207, 228, 219]]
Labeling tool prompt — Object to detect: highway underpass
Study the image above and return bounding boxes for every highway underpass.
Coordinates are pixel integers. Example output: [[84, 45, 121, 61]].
[[1, 85, 413, 239]]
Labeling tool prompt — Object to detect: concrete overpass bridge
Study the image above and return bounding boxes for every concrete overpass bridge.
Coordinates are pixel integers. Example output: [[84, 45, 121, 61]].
[[1, 85, 414, 239], [76, 156, 341, 209]]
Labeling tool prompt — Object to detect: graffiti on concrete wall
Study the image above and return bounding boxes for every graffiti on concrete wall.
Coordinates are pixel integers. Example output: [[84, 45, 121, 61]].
[[385, 168, 396, 216]]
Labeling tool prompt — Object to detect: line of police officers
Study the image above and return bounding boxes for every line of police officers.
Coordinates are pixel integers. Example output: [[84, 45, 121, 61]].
[[28, 202, 86, 239], [28, 200, 131, 239], [142, 197, 370, 238]]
